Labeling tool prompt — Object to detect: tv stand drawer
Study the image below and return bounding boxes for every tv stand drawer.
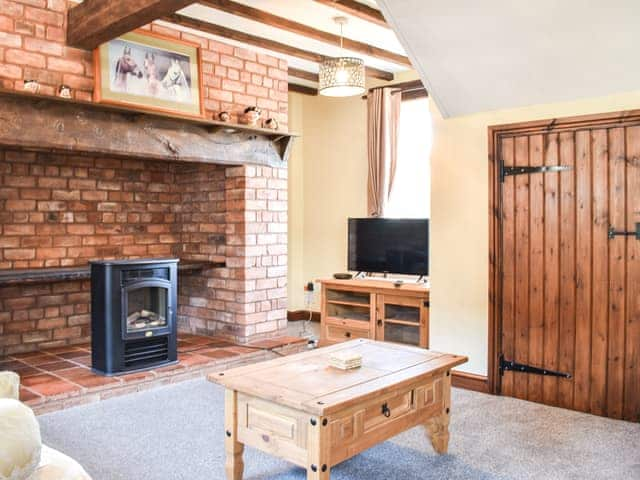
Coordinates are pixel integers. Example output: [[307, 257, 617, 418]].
[[325, 320, 371, 343]]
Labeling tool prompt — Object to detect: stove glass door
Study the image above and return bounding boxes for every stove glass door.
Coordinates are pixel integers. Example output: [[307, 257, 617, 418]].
[[126, 285, 168, 334]]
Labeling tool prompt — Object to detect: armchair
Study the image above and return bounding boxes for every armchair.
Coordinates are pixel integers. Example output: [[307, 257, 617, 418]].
[[0, 372, 91, 480]]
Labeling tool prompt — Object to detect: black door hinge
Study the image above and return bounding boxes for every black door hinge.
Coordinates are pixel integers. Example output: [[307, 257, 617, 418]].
[[500, 164, 572, 182], [499, 355, 571, 379], [608, 223, 640, 240]]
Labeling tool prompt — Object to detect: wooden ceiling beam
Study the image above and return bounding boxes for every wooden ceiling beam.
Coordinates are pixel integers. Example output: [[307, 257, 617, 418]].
[[67, 0, 195, 50], [288, 68, 319, 83], [313, 0, 387, 28], [165, 13, 394, 81], [199, 0, 410, 66], [288, 84, 318, 96]]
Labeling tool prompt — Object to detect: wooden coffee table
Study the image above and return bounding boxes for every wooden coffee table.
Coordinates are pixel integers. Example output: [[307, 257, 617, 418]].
[[209, 339, 467, 479]]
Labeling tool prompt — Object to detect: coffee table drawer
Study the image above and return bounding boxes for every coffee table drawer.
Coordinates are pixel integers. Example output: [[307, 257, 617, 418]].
[[329, 377, 443, 464], [363, 388, 414, 431], [237, 393, 308, 467]]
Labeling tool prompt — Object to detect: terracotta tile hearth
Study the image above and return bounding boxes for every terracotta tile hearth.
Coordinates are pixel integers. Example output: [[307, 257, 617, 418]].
[[2, 333, 306, 414]]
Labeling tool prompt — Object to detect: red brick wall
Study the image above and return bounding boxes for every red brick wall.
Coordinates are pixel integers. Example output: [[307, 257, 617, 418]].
[[0, 150, 186, 269], [223, 166, 288, 338], [0, 0, 288, 127], [0, 280, 90, 355], [175, 165, 288, 340]]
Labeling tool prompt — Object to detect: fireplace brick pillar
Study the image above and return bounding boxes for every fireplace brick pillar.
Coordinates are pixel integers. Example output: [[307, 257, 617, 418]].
[[224, 165, 288, 342]]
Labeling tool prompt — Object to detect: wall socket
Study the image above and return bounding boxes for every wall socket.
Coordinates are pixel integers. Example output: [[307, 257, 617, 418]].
[[304, 281, 315, 307]]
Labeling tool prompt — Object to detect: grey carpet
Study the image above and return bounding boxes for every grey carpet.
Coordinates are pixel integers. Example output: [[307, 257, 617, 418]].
[[38, 379, 640, 480]]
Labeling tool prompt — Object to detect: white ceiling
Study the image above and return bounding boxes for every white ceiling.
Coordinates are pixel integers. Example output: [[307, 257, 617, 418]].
[[378, 0, 640, 117], [175, 0, 409, 81]]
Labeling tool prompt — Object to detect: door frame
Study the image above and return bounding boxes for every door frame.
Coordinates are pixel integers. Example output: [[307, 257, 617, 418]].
[[487, 108, 640, 395]]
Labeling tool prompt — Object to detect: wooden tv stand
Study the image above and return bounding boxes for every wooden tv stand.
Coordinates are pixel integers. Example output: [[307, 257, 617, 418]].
[[319, 279, 429, 348]]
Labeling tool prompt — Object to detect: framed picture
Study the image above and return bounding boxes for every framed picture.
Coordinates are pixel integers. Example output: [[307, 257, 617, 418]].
[[94, 30, 204, 118]]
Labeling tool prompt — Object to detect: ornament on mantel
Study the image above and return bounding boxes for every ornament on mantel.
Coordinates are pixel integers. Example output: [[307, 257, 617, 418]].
[[242, 106, 262, 126], [263, 118, 279, 131], [58, 85, 72, 99], [23, 80, 40, 94], [217, 111, 230, 122]]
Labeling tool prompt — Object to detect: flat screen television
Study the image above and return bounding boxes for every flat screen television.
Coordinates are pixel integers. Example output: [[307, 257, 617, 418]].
[[348, 218, 429, 276]]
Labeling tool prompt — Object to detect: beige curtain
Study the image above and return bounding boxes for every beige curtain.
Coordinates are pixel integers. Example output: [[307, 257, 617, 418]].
[[367, 87, 401, 217]]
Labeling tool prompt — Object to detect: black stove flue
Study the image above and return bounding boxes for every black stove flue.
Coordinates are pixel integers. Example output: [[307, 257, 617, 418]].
[[90, 258, 178, 375]]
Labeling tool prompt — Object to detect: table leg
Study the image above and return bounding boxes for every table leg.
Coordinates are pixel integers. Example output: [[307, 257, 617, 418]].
[[225, 389, 244, 480], [425, 371, 452, 454], [307, 415, 331, 479], [425, 412, 450, 454]]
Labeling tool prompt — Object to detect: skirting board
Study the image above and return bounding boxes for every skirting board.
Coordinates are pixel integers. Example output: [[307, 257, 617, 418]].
[[451, 370, 489, 394], [287, 310, 321, 322]]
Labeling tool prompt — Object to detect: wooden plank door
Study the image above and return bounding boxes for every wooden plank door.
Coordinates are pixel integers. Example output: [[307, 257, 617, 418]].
[[494, 113, 640, 422]]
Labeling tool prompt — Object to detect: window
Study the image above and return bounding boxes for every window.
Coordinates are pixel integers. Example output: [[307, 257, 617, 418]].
[[384, 96, 431, 218]]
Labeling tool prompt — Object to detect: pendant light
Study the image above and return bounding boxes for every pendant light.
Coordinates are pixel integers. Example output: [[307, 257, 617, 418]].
[[318, 17, 366, 97]]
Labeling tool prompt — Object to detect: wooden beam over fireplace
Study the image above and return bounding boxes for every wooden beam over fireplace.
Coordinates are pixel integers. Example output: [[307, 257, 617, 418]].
[[67, 0, 195, 50], [0, 89, 296, 167]]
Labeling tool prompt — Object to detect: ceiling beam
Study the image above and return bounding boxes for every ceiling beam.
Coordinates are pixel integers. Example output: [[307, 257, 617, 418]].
[[288, 84, 318, 96], [199, 0, 410, 66], [67, 0, 194, 50], [288, 68, 319, 83], [165, 13, 394, 81], [313, 0, 387, 28]]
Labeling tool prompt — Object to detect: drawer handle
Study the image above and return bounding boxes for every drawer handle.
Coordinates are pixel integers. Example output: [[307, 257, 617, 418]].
[[381, 402, 391, 418], [345, 332, 351, 338], [377, 319, 383, 326]]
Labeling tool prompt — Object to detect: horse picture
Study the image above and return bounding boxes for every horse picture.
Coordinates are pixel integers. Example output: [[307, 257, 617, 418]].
[[113, 46, 143, 92], [95, 31, 202, 117]]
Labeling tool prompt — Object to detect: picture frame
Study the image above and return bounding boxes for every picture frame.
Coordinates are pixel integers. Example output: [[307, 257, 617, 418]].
[[94, 30, 204, 118]]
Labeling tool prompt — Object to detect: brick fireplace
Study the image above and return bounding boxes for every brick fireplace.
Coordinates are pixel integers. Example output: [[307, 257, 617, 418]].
[[0, 0, 291, 358], [0, 150, 289, 356]]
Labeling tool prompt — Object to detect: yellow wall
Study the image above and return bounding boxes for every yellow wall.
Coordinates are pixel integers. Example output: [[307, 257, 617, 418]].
[[287, 91, 369, 310], [288, 77, 640, 376]]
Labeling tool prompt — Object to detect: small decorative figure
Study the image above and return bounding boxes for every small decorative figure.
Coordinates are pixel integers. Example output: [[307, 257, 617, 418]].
[[264, 118, 279, 130], [23, 80, 40, 94], [58, 85, 72, 99], [218, 111, 230, 122], [242, 106, 262, 126]]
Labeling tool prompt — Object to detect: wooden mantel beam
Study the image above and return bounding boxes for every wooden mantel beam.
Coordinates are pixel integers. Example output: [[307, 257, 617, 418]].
[[200, 0, 410, 66], [165, 13, 394, 81], [67, 0, 195, 50], [313, 0, 388, 28], [0, 89, 295, 167]]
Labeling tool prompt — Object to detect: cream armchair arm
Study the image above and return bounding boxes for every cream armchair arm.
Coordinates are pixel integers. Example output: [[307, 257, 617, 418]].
[[0, 372, 92, 480], [0, 371, 20, 400]]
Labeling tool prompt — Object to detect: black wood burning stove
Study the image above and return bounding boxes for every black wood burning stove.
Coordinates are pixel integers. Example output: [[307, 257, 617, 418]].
[[90, 258, 178, 375]]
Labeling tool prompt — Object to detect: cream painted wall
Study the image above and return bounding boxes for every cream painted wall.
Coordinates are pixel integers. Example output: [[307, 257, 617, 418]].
[[288, 76, 640, 376], [287, 91, 369, 311]]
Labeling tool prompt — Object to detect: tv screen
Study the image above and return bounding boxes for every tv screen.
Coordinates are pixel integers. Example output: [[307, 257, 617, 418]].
[[348, 218, 429, 276]]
